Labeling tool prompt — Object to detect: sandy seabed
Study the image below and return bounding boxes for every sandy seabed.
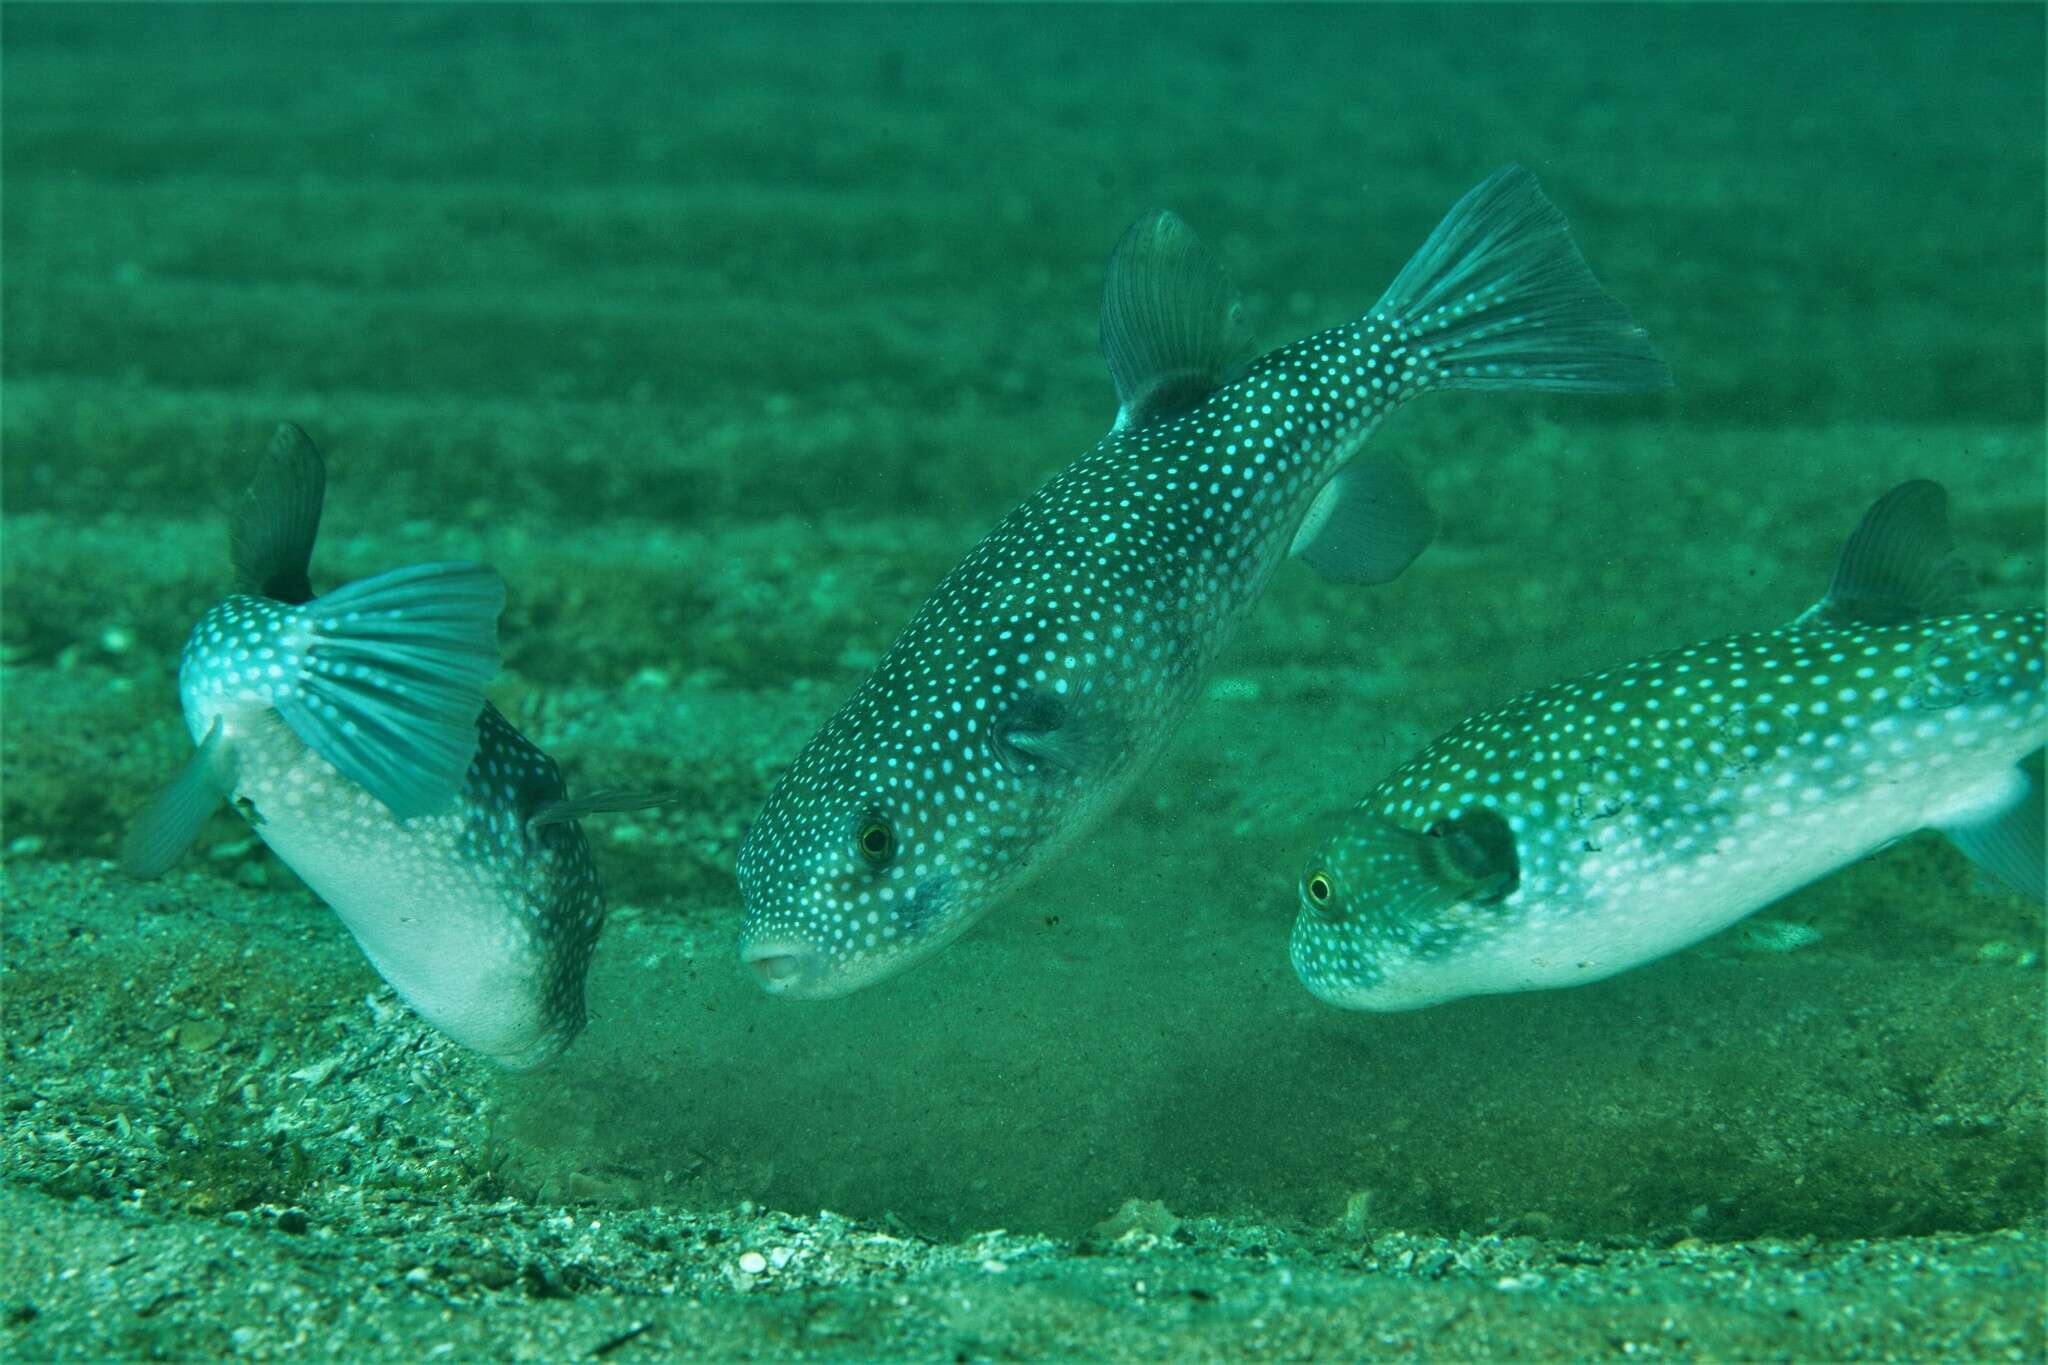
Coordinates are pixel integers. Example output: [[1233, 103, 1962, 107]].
[[4, 6, 2043, 1358]]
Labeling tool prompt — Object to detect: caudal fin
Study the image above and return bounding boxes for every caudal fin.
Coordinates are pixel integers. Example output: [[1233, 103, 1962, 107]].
[[1373, 165, 1671, 394], [272, 561, 505, 819]]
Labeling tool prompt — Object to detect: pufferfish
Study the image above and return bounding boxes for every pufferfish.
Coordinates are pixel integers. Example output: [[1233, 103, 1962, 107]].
[[1291, 480, 2045, 1012], [739, 165, 1671, 998], [124, 424, 648, 1069]]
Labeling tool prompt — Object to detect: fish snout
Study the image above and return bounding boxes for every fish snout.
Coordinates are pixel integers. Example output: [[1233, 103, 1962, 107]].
[[742, 940, 821, 997]]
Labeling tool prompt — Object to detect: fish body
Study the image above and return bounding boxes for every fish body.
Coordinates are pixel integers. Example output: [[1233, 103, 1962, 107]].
[[127, 425, 606, 1069], [1291, 482, 2047, 1011], [739, 166, 1670, 997]]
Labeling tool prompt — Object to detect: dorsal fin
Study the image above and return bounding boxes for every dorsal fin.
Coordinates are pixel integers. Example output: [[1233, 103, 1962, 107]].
[[1800, 480, 1973, 627], [231, 423, 326, 604], [1100, 210, 1255, 434]]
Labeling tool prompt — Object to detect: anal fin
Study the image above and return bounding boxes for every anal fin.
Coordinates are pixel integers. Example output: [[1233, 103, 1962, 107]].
[[1289, 454, 1436, 585], [1943, 749, 2045, 903], [121, 719, 237, 879]]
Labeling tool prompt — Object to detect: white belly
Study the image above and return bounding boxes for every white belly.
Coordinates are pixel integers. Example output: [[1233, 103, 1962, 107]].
[[1383, 757, 2028, 1009], [213, 706, 560, 1066]]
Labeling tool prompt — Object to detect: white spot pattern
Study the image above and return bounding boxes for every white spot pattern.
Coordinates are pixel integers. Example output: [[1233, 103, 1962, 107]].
[[180, 593, 602, 1069], [736, 168, 1670, 997], [1291, 610, 2048, 1011], [736, 306, 1524, 994]]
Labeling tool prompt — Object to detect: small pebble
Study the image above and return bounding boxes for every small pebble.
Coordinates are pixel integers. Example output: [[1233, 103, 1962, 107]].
[[737, 1251, 768, 1275], [290, 1056, 341, 1087], [1738, 920, 1822, 953], [1092, 1197, 1180, 1242], [1338, 1190, 1376, 1239], [177, 1018, 227, 1052], [1206, 676, 1263, 703]]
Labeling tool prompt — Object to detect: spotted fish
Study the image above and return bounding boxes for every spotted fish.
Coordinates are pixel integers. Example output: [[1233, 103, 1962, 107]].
[[738, 166, 1671, 997], [124, 425, 632, 1069], [1291, 480, 2046, 1012]]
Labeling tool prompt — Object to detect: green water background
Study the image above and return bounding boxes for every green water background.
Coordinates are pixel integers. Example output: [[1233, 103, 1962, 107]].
[[4, 5, 2043, 1241]]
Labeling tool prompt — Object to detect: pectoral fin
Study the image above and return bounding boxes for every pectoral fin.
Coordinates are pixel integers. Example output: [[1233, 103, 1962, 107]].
[[273, 561, 504, 819], [995, 688, 1123, 779], [1332, 808, 1519, 925], [528, 789, 683, 832]]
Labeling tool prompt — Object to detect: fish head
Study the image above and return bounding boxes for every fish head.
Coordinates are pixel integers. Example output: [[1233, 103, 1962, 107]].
[[736, 704, 991, 999], [1289, 805, 1520, 1011]]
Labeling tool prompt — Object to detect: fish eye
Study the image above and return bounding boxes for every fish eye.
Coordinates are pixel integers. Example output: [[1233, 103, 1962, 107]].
[[1303, 868, 1338, 918], [856, 818, 896, 866]]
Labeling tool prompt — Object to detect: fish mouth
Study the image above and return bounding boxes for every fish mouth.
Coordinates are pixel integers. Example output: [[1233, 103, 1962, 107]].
[[485, 1031, 577, 1073], [740, 878, 972, 1000], [740, 940, 869, 1000], [739, 937, 933, 1001], [741, 941, 814, 996], [1290, 944, 1449, 1014]]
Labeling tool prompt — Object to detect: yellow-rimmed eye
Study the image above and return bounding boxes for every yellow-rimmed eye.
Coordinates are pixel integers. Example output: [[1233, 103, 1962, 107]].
[[856, 818, 895, 865], [1303, 868, 1336, 916]]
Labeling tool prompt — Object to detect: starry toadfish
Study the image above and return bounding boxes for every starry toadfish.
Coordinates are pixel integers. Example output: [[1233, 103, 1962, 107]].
[[1290, 480, 2046, 1012], [124, 424, 646, 1069], [739, 165, 1671, 998]]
